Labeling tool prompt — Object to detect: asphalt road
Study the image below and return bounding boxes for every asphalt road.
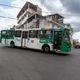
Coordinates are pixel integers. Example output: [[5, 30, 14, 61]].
[[0, 46, 80, 80]]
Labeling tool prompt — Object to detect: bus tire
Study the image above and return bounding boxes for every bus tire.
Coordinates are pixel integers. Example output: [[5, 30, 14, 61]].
[[42, 44, 50, 53], [10, 41, 15, 48]]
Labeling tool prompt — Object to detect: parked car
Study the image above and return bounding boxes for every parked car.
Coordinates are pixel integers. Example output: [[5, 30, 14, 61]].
[[75, 43, 80, 48]]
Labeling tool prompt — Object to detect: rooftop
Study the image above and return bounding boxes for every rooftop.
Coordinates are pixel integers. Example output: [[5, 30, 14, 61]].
[[46, 13, 64, 18], [17, 2, 37, 18]]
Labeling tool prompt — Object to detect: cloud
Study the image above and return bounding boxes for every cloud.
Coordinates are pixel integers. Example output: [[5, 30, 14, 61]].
[[0, 0, 80, 35], [59, 0, 80, 33], [38, 0, 80, 33], [64, 16, 80, 23], [0, 0, 22, 30], [73, 32, 80, 42], [0, 18, 17, 30], [39, 0, 64, 13], [60, 0, 80, 15], [0, 0, 50, 30]]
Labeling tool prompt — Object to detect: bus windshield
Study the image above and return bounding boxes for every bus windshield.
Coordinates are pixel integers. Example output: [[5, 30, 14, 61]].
[[64, 29, 70, 43]]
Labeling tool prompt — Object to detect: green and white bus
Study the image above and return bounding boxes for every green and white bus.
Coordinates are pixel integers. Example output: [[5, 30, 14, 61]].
[[1, 27, 71, 53], [1, 29, 14, 46]]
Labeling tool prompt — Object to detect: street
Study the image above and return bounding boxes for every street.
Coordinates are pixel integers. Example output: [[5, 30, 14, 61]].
[[0, 46, 80, 80]]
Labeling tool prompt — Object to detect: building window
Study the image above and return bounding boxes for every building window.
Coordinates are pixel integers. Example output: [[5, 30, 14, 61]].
[[27, 15, 35, 23]]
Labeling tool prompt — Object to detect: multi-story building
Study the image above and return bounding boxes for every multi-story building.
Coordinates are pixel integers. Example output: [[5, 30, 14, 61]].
[[16, 2, 42, 29], [64, 24, 73, 34], [45, 14, 64, 26], [16, 1, 73, 37], [38, 14, 64, 30], [25, 13, 64, 30], [26, 13, 41, 29]]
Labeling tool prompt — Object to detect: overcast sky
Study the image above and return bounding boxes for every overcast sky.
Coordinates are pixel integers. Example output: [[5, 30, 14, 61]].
[[0, 0, 80, 41]]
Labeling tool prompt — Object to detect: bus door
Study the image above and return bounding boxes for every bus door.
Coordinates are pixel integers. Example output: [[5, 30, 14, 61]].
[[54, 31, 63, 49], [14, 30, 22, 47], [27, 30, 39, 49], [22, 31, 28, 47], [60, 29, 71, 52]]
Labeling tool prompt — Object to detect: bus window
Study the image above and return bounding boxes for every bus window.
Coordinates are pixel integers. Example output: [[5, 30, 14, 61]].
[[15, 31, 21, 37], [1, 31, 6, 36], [64, 29, 70, 43], [1, 30, 15, 39], [38, 30, 45, 38], [38, 30, 52, 39], [54, 31, 63, 49], [64, 33, 70, 43], [46, 30, 52, 39], [29, 30, 38, 38], [9, 31, 15, 36], [22, 31, 28, 38]]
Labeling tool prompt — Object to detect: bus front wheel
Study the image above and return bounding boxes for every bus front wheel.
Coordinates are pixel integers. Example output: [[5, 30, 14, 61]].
[[42, 45, 50, 53], [10, 41, 15, 48]]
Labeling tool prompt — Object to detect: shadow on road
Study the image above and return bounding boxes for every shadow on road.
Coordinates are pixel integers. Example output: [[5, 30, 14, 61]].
[[1, 46, 70, 56], [53, 52, 70, 56]]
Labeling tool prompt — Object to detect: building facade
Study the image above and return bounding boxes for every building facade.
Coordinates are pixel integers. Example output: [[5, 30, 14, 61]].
[[16, 1, 73, 40], [45, 14, 64, 25], [16, 2, 42, 29]]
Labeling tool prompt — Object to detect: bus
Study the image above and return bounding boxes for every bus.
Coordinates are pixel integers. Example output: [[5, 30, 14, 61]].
[[1, 27, 71, 53], [1, 29, 14, 46]]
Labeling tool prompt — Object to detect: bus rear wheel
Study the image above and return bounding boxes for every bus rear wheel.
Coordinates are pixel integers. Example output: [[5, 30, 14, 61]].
[[42, 45, 50, 53], [10, 41, 15, 48]]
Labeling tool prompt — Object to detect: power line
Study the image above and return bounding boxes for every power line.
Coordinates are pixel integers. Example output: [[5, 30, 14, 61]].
[[0, 15, 80, 25], [0, 3, 80, 16], [0, 3, 80, 24], [0, 15, 16, 20], [0, 3, 21, 9]]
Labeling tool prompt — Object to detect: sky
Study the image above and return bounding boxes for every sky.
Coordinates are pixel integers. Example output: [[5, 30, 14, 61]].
[[0, 0, 80, 41]]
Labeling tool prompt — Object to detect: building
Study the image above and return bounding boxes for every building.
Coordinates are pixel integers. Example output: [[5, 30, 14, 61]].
[[25, 13, 41, 29], [16, 2, 42, 29], [64, 24, 73, 34], [39, 16, 62, 30], [16, 1, 73, 35], [25, 13, 64, 30], [45, 14, 64, 26], [16, 2, 65, 30]]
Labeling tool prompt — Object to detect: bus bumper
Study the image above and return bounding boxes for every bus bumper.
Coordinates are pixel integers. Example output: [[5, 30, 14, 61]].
[[54, 49, 70, 54]]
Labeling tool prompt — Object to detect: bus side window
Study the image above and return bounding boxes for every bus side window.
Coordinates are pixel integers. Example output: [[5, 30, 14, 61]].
[[46, 30, 52, 39], [1, 31, 6, 37], [38, 30, 51, 38], [29, 30, 38, 38], [10, 31, 15, 36], [38, 30, 45, 38], [6, 32, 10, 36], [38, 30, 41, 38], [15, 31, 21, 37], [36, 30, 38, 38], [22, 31, 28, 39]]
